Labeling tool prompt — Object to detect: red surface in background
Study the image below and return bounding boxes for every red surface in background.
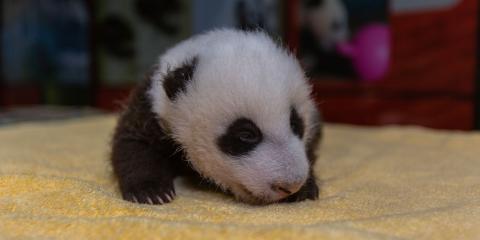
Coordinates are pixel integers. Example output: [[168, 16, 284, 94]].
[[288, 0, 478, 130], [95, 86, 133, 111], [0, 85, 41, 107], [319, 96, 473, 130]]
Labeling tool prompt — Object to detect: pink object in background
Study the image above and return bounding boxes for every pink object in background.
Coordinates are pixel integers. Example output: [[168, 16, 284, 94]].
[[337, 23, 391, 82]]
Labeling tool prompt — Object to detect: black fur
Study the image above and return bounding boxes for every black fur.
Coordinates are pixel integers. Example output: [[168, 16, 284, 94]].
[[290, 107, 305, 138], [111, 69, 195, 204], [163, 57, 198, 100], [282, 169, 319, 202], [217, 118, 263, 157], [306, 112, 323, 164]]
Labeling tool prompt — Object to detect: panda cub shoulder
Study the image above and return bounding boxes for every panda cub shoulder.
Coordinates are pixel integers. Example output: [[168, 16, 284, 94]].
[[111, 29, 322, 205]]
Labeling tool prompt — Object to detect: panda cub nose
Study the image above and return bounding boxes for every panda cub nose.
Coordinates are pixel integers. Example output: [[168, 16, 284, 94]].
[[271, 182, 303, 197]]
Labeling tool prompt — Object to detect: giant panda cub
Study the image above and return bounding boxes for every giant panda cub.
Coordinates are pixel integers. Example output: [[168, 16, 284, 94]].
[[111, 29, 322, 205]]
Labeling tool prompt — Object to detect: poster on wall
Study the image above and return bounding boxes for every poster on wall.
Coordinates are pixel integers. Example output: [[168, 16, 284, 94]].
[[96, 0, 191, 87], [297, 0, 390, 83]]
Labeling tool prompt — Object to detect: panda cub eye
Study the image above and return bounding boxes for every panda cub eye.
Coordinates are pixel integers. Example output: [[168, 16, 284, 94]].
[[217, 118, 263, 157], [290, 107, 305, 138], [236, 129, 261, 144]]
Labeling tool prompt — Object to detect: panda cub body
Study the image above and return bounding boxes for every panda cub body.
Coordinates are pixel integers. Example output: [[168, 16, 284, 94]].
[[111, 29, 322, 205]]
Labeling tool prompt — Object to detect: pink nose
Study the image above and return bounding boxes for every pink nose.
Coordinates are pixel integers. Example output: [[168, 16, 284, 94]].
[[271, 182, 303, 198]]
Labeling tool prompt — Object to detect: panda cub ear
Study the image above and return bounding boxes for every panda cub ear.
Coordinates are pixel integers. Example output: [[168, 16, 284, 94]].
[[162, 57, 198, 101]]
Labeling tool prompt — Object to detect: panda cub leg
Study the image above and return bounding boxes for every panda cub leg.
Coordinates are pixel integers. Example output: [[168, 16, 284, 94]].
[[112, 139, 177, 205]]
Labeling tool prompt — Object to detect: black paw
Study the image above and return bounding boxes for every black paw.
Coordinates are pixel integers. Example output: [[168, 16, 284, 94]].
[[121, 181, 176, 205], [281, 177, 319, 203]]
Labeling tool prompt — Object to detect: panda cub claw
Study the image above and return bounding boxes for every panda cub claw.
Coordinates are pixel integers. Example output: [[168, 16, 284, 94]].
[[122, 182, 176, 205]]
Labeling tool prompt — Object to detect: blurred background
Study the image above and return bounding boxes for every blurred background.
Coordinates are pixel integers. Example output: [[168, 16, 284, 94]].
[[0, 0, 478, 130]]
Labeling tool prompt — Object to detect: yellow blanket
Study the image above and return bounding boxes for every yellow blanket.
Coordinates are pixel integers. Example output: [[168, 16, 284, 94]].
[[1, 116, 479, 239]]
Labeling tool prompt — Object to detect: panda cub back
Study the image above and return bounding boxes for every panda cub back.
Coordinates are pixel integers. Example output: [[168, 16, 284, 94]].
[[111, 29, 322, 205]]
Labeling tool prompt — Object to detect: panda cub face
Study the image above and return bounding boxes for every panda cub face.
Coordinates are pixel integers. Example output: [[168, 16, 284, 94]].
[[214, 108, 310, 203], [150, 30, 318, 204]]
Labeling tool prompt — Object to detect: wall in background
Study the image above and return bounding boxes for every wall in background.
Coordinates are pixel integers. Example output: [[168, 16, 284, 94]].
[[0, 0, 479, 130]]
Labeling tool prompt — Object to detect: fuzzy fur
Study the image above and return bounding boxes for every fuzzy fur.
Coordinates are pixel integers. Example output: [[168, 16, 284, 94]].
[[111, 29, 322, 205]]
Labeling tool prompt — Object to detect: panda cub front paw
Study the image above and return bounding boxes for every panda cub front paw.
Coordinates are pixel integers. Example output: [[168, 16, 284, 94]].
[[121, 181, 176, 205], [281, 177, 319, 203]]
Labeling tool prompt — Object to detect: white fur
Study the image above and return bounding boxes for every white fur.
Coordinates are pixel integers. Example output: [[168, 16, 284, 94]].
[[148, 29, 319, 203]]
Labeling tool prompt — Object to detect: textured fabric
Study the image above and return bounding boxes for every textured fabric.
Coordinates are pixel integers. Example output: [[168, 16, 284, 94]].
[[0, 116, 479, 239]]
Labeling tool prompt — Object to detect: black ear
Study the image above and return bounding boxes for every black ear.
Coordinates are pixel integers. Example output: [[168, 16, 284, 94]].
[[163, 57, 198, 101]]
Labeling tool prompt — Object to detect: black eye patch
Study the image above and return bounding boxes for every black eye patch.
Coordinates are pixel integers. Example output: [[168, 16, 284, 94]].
[[217, 118, 263, 157], [290, 107, 305, 138]]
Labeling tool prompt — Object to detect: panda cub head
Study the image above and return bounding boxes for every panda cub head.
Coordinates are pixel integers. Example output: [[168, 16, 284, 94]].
[[149, 30, 319, 204]]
